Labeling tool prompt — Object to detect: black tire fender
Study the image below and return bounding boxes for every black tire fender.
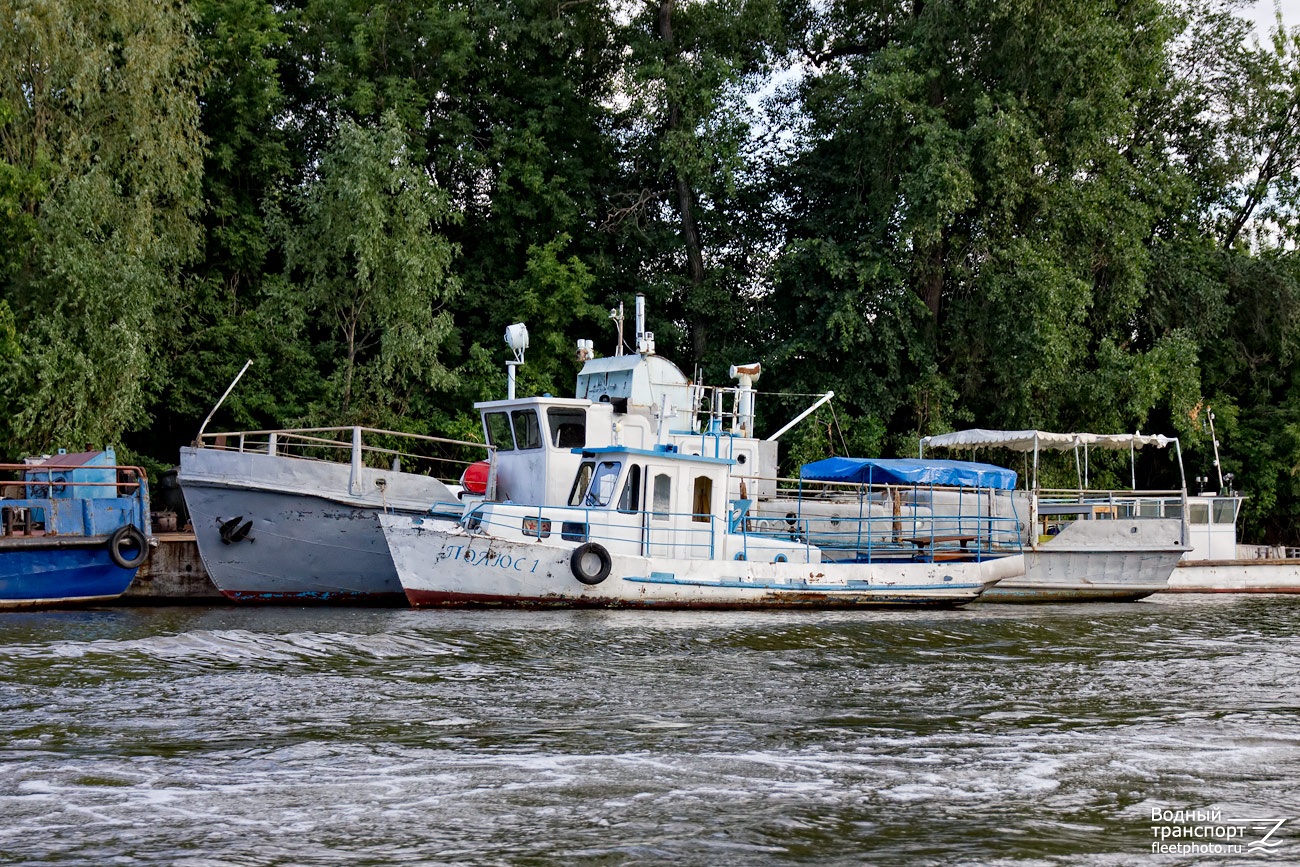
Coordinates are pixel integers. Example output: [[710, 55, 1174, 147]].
[[108, 525, 149, 570], [570, 542, 612, 586]]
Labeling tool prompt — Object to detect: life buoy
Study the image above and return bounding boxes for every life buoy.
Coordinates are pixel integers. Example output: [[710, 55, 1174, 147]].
[[108, 525, 149, 570], [570, 542, 612, 586]]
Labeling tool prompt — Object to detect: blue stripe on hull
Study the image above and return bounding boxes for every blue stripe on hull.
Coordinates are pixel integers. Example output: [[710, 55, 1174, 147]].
[[221, 589, 407, 606], [403, 588, 978, 609], [0, 546, 137, 609], [624, 573, 986, 593]]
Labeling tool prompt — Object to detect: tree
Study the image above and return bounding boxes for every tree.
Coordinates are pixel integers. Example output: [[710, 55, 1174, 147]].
[[769, 0, 1199, 451], [0, 0, 204, 454], [281, 0, 624, 420], [275, 112, 460, 428], [611, 0, 791, 369]]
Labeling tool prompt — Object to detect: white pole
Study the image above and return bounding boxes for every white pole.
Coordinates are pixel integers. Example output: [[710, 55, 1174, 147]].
[[766, 391, 835, 441], [196, 359, 254, 444]]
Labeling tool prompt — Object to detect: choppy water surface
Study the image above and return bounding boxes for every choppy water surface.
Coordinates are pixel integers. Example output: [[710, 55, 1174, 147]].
[[2, 596, 1299, 865]]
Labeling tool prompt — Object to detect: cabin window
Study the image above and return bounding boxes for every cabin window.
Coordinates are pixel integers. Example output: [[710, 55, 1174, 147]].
[[585, 461, 622, 507], [618, 465, 642, 513], [652, 474, 671, 521], [484, 412, 515, 451], [548, 408, 586, 449], [561, 521, 588, 541], [511, 410, 542, 450], [568, 462, 595, 507], [1213, 499, 1238, 524], [522, 517, 551, 539], [692, 476, 712, 523], [1189, 503, 1210, 525]]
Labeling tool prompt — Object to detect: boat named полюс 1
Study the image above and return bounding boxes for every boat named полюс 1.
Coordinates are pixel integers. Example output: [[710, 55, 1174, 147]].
[[1, 450, 152, 610], [381, 443, 1026, 609]]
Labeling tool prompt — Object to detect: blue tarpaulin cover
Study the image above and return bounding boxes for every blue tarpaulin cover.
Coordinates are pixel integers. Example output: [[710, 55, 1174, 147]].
[[799, 457, 1018, 490]]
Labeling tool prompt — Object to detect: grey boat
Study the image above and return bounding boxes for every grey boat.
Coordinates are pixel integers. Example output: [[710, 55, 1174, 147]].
[[179, 427, 492, 604], [922, 429, 1191, 602]]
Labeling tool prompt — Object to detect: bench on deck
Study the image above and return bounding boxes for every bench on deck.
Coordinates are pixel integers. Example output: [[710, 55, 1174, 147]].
[[901, 534, 979, 562]]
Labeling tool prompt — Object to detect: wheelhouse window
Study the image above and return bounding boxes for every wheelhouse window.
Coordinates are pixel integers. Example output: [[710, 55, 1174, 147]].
[[484, 412, 514, 451], [548, 408, 586, 449], [568, 462, 595, 507], [618, 465, 642, 513], [1213, 499, 1238, 524], [512, 410, 542, 450], [585, 461, 623, 507], [1189, 503, 1210, 525]]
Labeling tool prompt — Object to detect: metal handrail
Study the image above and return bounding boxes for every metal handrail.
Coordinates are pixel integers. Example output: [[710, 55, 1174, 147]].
[[0, 464, 149, 498]]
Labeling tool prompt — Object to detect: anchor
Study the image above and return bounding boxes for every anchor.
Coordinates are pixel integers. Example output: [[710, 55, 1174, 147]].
[[218, 515, 255, 545]]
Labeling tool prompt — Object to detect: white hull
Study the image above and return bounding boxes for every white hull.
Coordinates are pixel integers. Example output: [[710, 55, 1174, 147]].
[[380, 516, 1023, 609], [1164, 560, 1300, 593]]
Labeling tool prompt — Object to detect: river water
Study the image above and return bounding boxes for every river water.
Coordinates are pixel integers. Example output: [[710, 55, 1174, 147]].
[[1, 595, 1298, 866]]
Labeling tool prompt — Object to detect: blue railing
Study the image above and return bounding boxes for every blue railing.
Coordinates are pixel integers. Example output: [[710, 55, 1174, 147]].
[[448, 488, 1022, 566], [752, 479, 1025, 563], [457, 502, 727, 560]]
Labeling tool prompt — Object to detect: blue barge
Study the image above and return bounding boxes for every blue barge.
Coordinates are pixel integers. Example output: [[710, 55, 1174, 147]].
[[0, 450, 152, 610]]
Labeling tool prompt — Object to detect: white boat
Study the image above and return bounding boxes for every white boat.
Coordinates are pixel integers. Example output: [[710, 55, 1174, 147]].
[[1164, 491, 1300, 592], [921, 429, 1190, 602], [381, 443, 1026, 609], [179, 427, 492, 603]]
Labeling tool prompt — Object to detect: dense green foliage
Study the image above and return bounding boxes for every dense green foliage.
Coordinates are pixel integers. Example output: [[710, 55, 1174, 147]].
[[3, 0, 1300, 542]]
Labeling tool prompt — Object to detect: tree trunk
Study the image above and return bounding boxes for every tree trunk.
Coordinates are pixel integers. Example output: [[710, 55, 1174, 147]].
[[659, 0, 708, 363]]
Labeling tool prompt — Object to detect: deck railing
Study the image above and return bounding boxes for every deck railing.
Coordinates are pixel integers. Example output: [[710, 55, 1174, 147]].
[[0, 463, 150, 538], [196, 426, 494, 488], [761, 476, 1025, 561], [462, 485, 1022, 566]]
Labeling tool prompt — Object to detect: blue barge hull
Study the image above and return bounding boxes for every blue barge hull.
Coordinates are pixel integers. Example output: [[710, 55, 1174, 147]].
[[0, 542, 139, 609]]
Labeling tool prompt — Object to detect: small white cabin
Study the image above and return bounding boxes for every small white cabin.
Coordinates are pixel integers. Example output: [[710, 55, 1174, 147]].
[[1182, 494, 1243, 561], [469, 443, 813, 565]]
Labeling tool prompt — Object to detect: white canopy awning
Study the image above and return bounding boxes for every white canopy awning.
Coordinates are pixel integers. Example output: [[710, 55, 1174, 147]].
[[921, 429, 1177, 453]]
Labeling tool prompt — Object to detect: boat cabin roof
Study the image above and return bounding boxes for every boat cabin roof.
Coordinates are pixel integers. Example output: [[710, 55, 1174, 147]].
[[578, 445, 734, 467], [474, 395, 591, 411]]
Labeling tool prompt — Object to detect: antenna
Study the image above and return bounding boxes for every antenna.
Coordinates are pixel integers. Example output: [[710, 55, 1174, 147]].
[[1207, 409, 1223, 491], [196, 359, 253, 444], [610, 303, 624, 356], [635, 293, 655, 355]]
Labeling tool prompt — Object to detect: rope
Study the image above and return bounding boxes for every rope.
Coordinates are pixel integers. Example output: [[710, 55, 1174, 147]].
[[828, 401, 850, 456]]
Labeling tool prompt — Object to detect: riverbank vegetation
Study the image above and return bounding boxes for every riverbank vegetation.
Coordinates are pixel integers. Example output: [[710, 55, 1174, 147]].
[[3, 0, 1300, 541]]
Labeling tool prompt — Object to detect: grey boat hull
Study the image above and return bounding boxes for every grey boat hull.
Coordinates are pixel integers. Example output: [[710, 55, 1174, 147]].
[[183, 483, 405, 603], [981, 518, 1187, 603], [180, 444, 465, 604]]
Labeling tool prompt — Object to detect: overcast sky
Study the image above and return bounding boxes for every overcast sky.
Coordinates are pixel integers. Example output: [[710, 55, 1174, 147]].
[[1247, 0, 1300, 36]]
